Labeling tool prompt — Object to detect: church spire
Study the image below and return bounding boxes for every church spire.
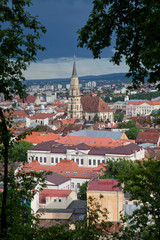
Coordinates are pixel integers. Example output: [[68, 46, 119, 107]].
[[72, 55, 77, 77]]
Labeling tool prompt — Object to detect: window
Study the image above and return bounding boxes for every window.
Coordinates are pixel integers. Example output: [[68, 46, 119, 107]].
[[56, 157, 58, 163], [65, 171, 70, 175], [92, 173, 96, 177], [44, 157, 46, 163], [40, 157, 42, 163], [82, 172, 87, 176], [72, 172, 77, 176], [71, 182, 74, 188], [102, 160, 105, 163], [36, 157, 38, 161], [60, 158, 62, 161], [93, 159, 96, 165], [77, 183, 80, 188], [89, 159, 91, 165], [51, 157, 54, 163], [59, 199, 61, 202], [54, 199, 56, 202], [81, 159, 84, 165], [76, 159, 79, 164], [98, 160, 100, 165]]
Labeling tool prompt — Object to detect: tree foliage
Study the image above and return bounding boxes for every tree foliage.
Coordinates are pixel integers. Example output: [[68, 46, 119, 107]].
[[0, 0, 46, 238], [93, 113, 100, 122], [0, 0, 46, 100], [117, 120, 140, 139], [77, 0, 160, 88], [9, 140, 33, 162], [78, 181, 88, 200], [101, 158, 135, 180], [114, 112, 124, 122], [125, 126, 140, 140], [118, 159, 160, 240]]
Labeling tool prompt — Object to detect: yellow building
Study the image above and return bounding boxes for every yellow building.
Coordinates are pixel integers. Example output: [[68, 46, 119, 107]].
[[87, 179, 124, 222]]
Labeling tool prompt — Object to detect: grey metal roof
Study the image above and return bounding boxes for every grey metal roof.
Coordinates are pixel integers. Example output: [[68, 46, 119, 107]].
[[67, 200, 86, 210], [69, 130, 123, 140]]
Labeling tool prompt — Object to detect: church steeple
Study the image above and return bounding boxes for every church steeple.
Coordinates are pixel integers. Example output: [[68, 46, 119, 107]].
[[72, 55, 77, 77], [67, 56, 82, 119]]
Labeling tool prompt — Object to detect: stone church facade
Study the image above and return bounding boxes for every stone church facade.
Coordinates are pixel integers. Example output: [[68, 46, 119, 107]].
[[67, 59, 114, 123]]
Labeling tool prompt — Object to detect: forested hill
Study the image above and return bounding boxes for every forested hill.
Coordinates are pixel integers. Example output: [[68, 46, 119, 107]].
[[26, 73, 131, 87]]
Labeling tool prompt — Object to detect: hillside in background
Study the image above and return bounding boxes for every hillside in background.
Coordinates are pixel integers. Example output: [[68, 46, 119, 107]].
[[26, 73, 132, 87]]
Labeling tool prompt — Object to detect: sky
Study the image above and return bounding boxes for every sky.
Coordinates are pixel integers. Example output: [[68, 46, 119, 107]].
[[24, 0, 128, 79]]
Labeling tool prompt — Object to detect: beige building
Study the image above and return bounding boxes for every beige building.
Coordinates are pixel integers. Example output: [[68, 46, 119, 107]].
[[87, 179, 124, 222], [67, 58, 114, 122], [126, 100, 160, 117]]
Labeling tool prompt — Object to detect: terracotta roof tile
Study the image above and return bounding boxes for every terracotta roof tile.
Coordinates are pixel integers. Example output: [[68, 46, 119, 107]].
[[81, 96, 112, 113], [28, 113, 56, 120], [18, 96, 37, 104], [88, 179, 121, 191], [127, 100, 160, 106], [136, 132, 160, 144], [24, 133, 60, 144], [22, 160, 100, 179]]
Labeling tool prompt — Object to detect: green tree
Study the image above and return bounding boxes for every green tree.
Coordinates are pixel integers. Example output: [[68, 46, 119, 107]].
[[118, 159, 160, 240], [117, 122, 126, 129], [0, 0, 46, 238], [93, 113, 100, 122], [9, 140, 33, 162], [114, 112, 124, 122], [101, 158, 135, 180], [126, 120, 136, 128], [77, 0, 160, 88], [79, 181, 88, 200], [125, 126, 140, 140]]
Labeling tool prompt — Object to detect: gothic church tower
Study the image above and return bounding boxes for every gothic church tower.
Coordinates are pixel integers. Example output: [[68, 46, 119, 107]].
[[67, 57, 82, 119]]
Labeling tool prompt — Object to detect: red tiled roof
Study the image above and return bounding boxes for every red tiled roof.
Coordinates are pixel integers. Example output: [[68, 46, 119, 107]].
[[22, 160, 100, 179], [127, 100, 160, 106], [57, 135, 133, 148], [61, 118, 76, 125], [136, 132, 159, 144], [28, 113, 56, 120], [81, 96, 112, 113], [88, 179, 121, 191], [18, 96, 38, 103], [23, 132, 60, 144], [4, 110, 28, 118], [39, 189, 73, 203]]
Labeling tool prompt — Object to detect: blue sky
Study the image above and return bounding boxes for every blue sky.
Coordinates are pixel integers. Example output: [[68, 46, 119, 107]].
[[24, 0, 128, 79]]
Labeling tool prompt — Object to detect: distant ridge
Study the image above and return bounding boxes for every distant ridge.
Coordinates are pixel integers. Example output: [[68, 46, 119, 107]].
[[26, 72, 131, 86]]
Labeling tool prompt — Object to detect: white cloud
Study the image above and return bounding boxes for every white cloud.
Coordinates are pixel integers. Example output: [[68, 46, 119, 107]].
[[24, 57, 129, 80]]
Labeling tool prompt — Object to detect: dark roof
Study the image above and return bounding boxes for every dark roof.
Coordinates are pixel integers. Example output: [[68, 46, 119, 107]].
[[29, 141, 61, 151], [29, 141, 142, 156], [69, 143, 90, 151], [67, 200, 86, 210], [46, 172, 70, 185], [106, 143, 142, 155]]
